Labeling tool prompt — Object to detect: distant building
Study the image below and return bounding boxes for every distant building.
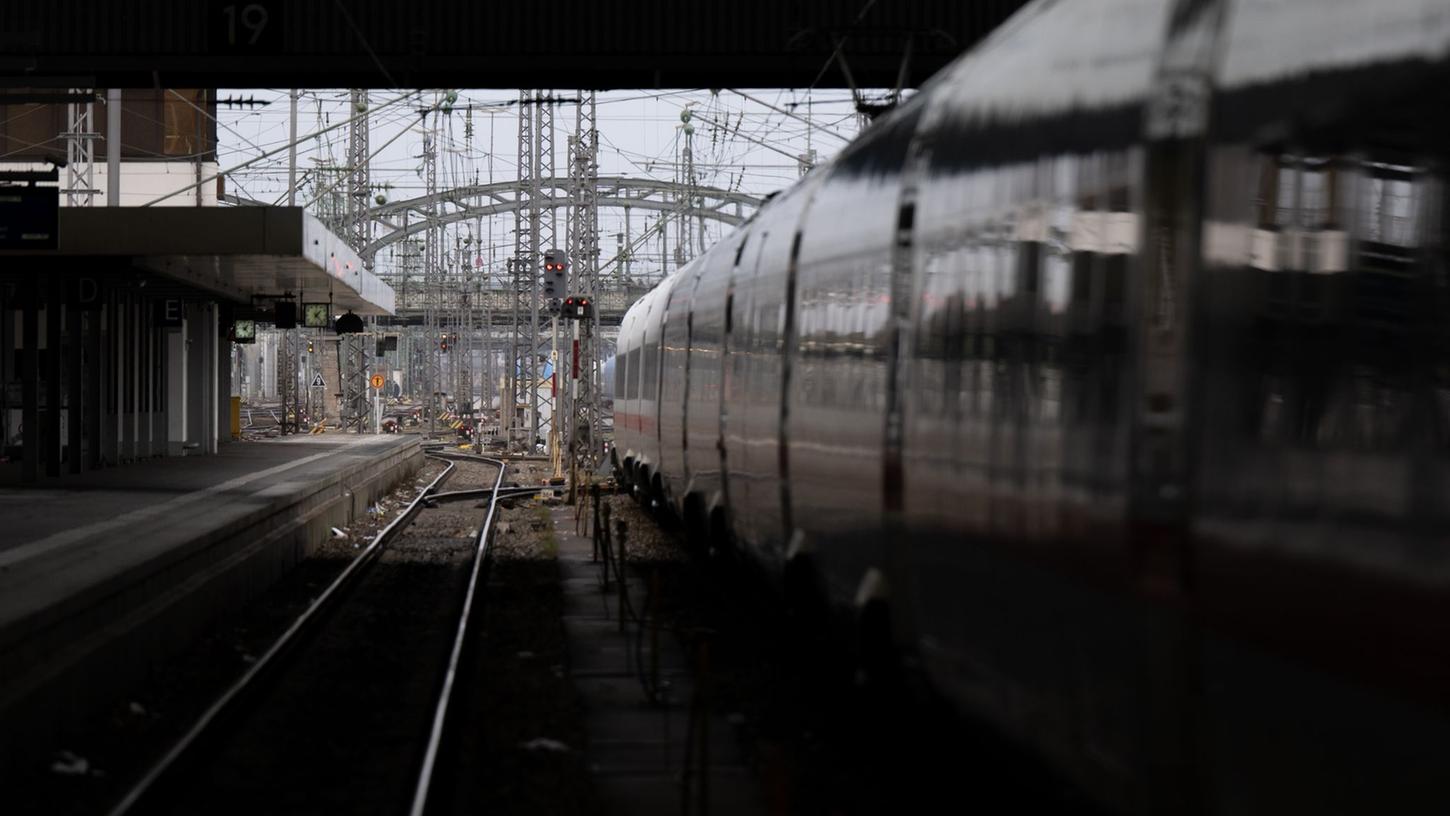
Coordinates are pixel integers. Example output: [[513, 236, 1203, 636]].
[[0, 88, 220, 207]]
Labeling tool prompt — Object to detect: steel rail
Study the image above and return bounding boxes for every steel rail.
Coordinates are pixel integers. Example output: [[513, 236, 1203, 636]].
[[409, 453, 508, 816], [429, 484, 555, 503], [106, 452, 458, 816]]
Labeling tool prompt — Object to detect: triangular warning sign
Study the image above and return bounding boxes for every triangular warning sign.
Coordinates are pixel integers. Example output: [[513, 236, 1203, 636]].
[[311, 372, 326, 388]]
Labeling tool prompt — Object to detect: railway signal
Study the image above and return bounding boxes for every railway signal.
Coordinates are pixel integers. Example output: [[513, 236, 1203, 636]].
[[561, 296, 593, 319], [542, 249, 567, 303]]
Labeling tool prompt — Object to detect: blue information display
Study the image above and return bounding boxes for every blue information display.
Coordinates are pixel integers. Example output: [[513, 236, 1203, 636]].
[[0, 186, 58, 249]]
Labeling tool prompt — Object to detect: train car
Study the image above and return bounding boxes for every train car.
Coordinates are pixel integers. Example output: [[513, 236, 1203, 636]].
[[614, 0, 1450, 813], [614, 278, 674, 500]]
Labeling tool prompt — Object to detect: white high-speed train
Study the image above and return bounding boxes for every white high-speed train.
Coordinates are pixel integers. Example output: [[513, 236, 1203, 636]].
[[614, 1, 1450, 812]]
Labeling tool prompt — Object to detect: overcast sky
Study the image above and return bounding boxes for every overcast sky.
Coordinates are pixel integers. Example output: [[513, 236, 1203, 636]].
[[216, 88, 901, 284]]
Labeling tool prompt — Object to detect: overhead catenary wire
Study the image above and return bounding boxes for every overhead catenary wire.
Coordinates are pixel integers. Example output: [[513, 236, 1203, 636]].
[[211, 87, 864, 282], [142, 89, 423, 206], [291, 103, 431, 208]]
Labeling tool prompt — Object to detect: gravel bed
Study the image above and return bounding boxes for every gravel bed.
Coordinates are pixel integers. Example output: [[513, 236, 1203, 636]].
[[600, 493, 687, 563], [430, 489, 601, 815], [313, 460, 450, 558], [412, 486, 687, 816], [3, 459, 445, 816], [501, 457, 560, 487], [489, 501, 558, 560], [433, 453, 504, 490], [144, 457, 502, 815]]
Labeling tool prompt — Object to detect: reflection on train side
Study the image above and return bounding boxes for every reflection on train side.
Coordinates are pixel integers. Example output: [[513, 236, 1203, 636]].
[[948, 152, 1441, 460], [1220, 154, 1436, 454]]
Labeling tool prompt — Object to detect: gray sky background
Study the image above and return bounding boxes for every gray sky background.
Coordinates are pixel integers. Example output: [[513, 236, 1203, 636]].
[[217, 88, 901, 285]]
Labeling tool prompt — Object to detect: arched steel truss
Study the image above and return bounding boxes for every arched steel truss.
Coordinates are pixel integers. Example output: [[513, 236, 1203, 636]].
[[361, 175, 762, 259]]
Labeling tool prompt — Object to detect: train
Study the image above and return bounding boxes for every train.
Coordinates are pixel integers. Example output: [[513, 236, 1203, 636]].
[[612, 1, 1450, 813]]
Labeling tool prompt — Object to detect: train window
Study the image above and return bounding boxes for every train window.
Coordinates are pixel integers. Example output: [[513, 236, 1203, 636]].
[[1301, 166, 1329, 228], [621, 348, 631, 400], [1361, 169, 1418, 248], [1275, 164, 1298, 227], [640, 345, 651, 400], [1043, 250, 1070, 314], [997, 243, 1017, 302], [1257, 160, 1280, 229], [644, 342, 659, 399], [628, 347, 642, 400], [1264, 156, 1343, 233], [640, 342, 652, 400]]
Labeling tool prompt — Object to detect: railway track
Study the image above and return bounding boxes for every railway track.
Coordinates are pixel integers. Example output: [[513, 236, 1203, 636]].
[[106, 451, 507, 816]]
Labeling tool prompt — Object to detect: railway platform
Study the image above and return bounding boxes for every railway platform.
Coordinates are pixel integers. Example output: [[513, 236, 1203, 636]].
[[551, 506, 764, 815], [0, 433, 422, 767]]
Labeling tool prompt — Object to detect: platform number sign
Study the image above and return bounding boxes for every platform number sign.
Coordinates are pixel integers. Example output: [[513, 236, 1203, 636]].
[[210, 1, 282, 53], [69, 276, 102, 311]]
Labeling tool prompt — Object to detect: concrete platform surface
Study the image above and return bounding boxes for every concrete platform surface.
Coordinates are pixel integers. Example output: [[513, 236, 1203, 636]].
[[0, 434, 414, 631], [552, 506, 764, 816], [0, 433, 422, 764]]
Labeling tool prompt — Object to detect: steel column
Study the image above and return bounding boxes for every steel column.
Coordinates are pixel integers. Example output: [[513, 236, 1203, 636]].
[[45, 277, 62, 477], [67, 276, 82, 473], [22, 278, 39, 482]]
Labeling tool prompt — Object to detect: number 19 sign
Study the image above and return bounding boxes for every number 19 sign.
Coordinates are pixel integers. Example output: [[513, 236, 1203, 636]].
[[210, 2, 282, 53]]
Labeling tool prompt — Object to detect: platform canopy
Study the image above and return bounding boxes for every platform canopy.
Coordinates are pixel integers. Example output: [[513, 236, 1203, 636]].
[[0, 207, 394, 315]]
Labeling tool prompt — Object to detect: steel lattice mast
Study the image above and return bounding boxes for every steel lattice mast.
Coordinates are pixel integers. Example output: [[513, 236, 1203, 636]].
[[341, 88, 373, 432], [423, 103, 442, 435], [507, 90, 560, 453], [534, 95, 558, 457], [508, 89, 534, 450], [566, 91, 602, 492], [65, 89, 97, 206], [455, 113, 478, 419]]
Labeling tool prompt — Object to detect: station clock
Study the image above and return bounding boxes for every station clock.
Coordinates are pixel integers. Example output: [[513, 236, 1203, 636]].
[[303, 302, 331, 329]]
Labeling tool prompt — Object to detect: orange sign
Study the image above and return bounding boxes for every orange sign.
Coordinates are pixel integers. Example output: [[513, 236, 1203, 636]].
[[370, 374, 385, 389]]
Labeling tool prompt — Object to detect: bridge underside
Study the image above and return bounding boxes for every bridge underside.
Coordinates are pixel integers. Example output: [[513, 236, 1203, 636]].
[[377, 282, 649, 328]]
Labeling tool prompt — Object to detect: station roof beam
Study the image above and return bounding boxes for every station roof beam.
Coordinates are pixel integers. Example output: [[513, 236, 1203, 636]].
[[0, 0, 1029, 89]]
